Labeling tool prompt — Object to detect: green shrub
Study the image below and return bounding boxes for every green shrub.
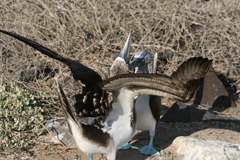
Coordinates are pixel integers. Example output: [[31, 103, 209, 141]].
[[0, 85, 49, 151]]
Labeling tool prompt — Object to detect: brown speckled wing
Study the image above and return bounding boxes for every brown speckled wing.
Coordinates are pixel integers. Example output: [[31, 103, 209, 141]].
[[171, 57, 213, 101], [103, 73, 188, 100], [171, 57, 212, 84]]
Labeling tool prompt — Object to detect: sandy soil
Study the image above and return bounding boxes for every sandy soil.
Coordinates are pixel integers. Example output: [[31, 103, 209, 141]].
[[1, 105, 239, 160]]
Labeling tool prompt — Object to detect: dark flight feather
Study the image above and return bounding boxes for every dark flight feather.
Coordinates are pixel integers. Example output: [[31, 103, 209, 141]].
[[171, 57, 212, 84], [0, 29, 102, 90]]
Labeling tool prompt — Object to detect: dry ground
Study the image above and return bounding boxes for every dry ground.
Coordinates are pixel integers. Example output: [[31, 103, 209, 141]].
[[1, 119, 240, 160], [0, 0, 240, 159]]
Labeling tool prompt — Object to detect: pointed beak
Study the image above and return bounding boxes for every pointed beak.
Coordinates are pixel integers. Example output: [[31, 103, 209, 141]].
[[119, 33, 131, 63]]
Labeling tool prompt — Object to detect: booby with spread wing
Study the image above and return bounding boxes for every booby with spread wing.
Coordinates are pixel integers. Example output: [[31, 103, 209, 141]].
[[0, 30, 212, 160], [113, 49, 213, 155]]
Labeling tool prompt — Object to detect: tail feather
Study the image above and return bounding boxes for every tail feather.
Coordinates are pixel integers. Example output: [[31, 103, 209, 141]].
[[57, 82, 77, 123]]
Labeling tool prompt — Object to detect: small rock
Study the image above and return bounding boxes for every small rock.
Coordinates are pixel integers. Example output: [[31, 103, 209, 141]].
[[171, 136, 240, 160], [46, 119, 76, 148]]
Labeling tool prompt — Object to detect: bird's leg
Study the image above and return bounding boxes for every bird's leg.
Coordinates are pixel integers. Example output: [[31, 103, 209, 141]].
[[139, 136, 158, 155]]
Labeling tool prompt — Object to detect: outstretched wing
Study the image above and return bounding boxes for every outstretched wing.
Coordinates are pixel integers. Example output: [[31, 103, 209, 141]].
[[103, 73, 186, 100], [171, 57, 212, 84], [171, 57, 212, 100], [0, 29, 102, 90], [103, 57, 212, 101]]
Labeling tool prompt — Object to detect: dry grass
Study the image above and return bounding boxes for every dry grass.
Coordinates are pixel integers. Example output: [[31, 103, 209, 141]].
[[0, 0, 240, 158], [1, 0, 240, 85]]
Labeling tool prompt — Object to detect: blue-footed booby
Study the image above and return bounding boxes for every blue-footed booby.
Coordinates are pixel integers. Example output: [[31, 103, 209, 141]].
[[109, 36, 161, 154], [111, 45, 212, 155], [124, 50, 162, 155], [0, 29, 212, 160]]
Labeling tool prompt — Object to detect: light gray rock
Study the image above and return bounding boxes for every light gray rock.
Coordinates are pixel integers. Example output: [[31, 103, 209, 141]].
[[46, 119, 76, 148], [172, 136, 240, 160]]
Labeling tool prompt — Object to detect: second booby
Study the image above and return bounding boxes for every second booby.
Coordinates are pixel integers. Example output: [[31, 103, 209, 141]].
[[127, 51, 162, 155], [109, 36, 161, 154], [111, 47, 212, 155]]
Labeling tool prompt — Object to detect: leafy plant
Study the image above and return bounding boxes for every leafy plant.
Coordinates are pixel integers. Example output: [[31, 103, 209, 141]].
[[0, 85, 49, 151]]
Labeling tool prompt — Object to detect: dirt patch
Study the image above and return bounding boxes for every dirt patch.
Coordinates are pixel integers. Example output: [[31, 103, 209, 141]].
[[1, 117, 239, 160]]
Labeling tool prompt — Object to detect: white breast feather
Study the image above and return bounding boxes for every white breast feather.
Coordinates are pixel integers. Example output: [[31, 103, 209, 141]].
[[135, 96, 156, 134], [67, 117, 112, 154], [104, 88, 135, 148]]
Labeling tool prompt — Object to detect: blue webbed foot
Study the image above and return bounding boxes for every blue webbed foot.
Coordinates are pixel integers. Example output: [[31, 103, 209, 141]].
[[139, 144, 158, 155], [119, 143, 132, 150]]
